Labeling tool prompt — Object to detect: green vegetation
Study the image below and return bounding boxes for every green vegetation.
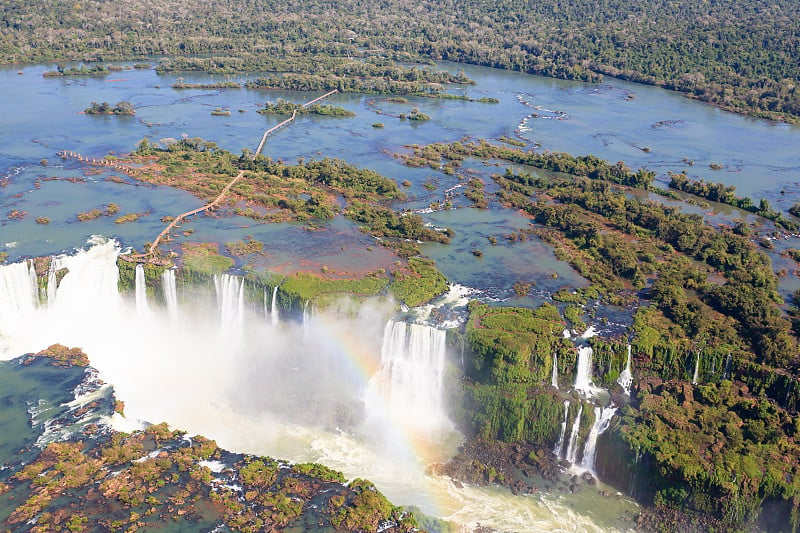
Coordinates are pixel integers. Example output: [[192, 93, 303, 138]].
[[460, 302, 573, 443], [0, 376, 414, 533], [669, 172, 798, 230], [10, 0, 799, 122], [257, 99, 355, 117], [114, 212, 143, 224], [84, 101, 135, 116], [181, 242, 235, 276], [211, 107, 232, 116], [76, 208, 102, 221], [443, 143, 800, 530], [388, 257, 448, 307], [279, 271, 389, 307], [132, 139, 405, 227], [398, 140, 656, 188]]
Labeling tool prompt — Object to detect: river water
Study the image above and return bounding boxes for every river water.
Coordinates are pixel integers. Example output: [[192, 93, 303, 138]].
[[1, 60, 800, 530]]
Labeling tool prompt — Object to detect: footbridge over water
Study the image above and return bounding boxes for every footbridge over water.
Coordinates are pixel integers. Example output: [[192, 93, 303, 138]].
[[60, 89, 341, 263]]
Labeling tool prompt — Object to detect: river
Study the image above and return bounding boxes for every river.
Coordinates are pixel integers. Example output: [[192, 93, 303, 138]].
[[1, 59, 799, 531]]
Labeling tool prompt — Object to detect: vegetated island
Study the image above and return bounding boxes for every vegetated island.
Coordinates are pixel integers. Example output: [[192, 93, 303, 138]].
[[84, 101, 135, 116], [257, 99, 355, 117]]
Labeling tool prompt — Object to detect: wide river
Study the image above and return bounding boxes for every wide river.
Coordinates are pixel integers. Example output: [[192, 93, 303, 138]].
[[1, 60, 799, 531]]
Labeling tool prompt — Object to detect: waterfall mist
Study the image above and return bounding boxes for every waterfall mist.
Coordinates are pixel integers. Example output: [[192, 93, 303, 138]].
[[0, 240, 638, 530]]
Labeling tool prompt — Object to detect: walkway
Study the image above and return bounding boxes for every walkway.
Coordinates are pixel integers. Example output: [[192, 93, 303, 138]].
[[253, 89, 338, 156], [62, 89, 341, 262]]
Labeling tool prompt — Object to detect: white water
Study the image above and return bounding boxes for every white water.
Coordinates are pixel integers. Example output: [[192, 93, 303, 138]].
[[574, 346, 601, 396], [135, 264, 148, 316], [0, 260, 38, 334], [161, 269, 178, 321], [270, 285, 279, 326], [724, 354, 732, 379], [692, 351, 701, 385], [0, 241, 636, 531], [302, 301, 310, 341], [617, 344, 633, 394], [565, 404, 584, 465], [551, 353, 559, 389], [214, 273, 244, 333], [580, 407, 617, 473], [365, 320, 451, 438], [554, 400, 570, 457]]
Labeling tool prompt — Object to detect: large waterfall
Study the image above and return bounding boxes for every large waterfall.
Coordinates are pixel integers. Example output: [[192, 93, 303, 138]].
[[580, 406, 617, 473], [564, 404, 583, 464], [270, 285, 279, 326], [161, 269, 178, 321], [0, 260, 38, 329], [135, 264, 149, 316], [365, 320, 451, 437], [574, 346, 598, 396], [551, 353, 559, 389], [214, 274, 244, 333]]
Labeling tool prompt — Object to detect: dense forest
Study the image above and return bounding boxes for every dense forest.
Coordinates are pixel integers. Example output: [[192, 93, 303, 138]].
[[1, 0, 799, 122]]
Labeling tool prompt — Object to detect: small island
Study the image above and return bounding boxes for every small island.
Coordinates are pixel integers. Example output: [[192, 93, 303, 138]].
[[257, 99, 355, 117], [84, 101, 135, 116]]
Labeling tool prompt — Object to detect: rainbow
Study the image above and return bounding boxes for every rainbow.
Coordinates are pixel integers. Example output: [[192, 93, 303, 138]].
[[308, 312, 461, 519]]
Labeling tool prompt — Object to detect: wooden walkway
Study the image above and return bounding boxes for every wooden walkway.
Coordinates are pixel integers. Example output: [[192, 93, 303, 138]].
[[253, 89, 338, 156], [62, 89, 341, 263]]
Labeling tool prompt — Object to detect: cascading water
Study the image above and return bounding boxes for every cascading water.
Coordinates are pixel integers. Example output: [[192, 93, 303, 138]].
[[617, 344, 633, 394], [565, 404, 583, 464], [551, 353, 559, 389], [574, 346, 598, 396], [692, 351, 701, 385], [135, 264, 149, 316], [302, 301, 310, 341], [46, 257, 61, 305], [554, 400, 569, 457], [365, 320, 451, 437], [0, 260, 39, 334], [214, 274, 244, 333], [723, 354, 732, 379], [580, 406, 617, 473], [270, 285, 279, 326], [0, 260, 38, 312], [161, 269, 178, 321]]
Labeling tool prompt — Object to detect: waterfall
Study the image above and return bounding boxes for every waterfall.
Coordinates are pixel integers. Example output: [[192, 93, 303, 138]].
[[692, 352, 700, 385], [366, 320, 450, 435], [0, 260, 39, 331], [574, 346, 597, 396], [161, 269, 178, 321], [551, 353, 559, 389], [302, 301, 310, 341], [565, 404, 583, 464], [554, 401, 569, 458], [723, 354, 732, 379], [49, 238, 120, 314], [46, 257, 61, 305], [270, 285, 279, 326], [214, 274, 244, 332], [617, 344, 633, 394], [580, 406, 617, 472], [135, 264, 148, 316]]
